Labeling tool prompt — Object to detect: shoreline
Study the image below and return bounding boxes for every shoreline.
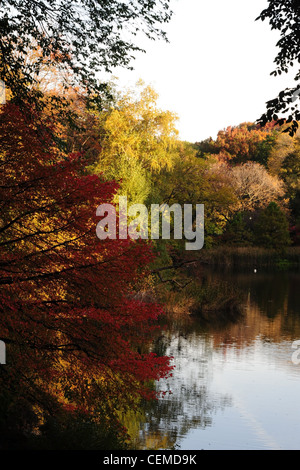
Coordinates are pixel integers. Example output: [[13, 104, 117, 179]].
[[192, 246, 300, 269]]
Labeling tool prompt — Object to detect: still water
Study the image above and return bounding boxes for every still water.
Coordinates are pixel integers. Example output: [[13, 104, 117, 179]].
[[136, 268, 300, 450]]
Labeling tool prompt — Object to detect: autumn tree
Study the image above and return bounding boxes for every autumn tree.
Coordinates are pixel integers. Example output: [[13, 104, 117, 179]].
[[213, 122, 277, 164], [0, 102, 172, 448], [267, 130, 297, 175], [91, 82, 180, 205], [279, 137, 300, 199], [156, 147, 237, 248], [229, 161, 285, 212]]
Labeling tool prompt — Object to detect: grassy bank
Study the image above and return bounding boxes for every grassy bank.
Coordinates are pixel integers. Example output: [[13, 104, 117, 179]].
[[151, 261, 245, 325], [147, 244, 300, 325], [196, 246, 300, 269]]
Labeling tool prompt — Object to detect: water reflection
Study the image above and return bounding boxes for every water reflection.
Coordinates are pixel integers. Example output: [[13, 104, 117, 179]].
[[135, 267, 300, 450], [132, 331, 232, 450]]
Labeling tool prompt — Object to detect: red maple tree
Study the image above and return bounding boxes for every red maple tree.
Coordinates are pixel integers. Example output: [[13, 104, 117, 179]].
[[0, 102, 172, 447]]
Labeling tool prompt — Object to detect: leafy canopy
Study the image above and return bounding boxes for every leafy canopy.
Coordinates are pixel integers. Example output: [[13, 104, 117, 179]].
[[0, 0, 172, 104], [91, 81, 179, 204], [256, 0, 300, 136], [0, 101, 172, 446]]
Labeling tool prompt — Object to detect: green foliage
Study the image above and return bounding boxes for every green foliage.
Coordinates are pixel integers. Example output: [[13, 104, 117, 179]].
[[222, 212, 254, 246], [290, 190, 300, 222], [253, 202, 291, 249], [254, 131, 278, 167], [194, 138, 219, 159], [155, 144, 236, 247]]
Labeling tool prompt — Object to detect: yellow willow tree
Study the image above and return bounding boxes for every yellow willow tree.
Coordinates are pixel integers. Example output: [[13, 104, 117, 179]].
[[91, 81, 180, 205]]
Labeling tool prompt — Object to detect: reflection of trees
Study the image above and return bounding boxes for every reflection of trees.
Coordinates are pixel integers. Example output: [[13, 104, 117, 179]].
[[136, 332, 232, 450], [239, 271, 290, 318], [190, 269, 300, 354], [209, 270, 300, 347], [135, 269, 300, 450]]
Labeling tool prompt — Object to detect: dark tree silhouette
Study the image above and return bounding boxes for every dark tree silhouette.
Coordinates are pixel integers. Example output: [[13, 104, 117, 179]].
[[0, 0, 172, 104], [256, 0, 300, 136]]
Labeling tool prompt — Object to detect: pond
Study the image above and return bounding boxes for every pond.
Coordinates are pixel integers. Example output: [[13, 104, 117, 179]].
[[134, 267, 300, 450]]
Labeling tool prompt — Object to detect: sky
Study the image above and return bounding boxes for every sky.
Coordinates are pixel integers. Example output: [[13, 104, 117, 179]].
[[102, 0, 295, 143]]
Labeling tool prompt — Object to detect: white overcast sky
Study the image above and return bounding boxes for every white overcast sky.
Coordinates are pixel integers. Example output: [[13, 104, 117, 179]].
[[103, 0, 295, 143]]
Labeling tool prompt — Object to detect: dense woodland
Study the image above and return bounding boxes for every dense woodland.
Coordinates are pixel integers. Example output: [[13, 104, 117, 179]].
[[1, 74, 300, 448], [0, 0, 299, 451]]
